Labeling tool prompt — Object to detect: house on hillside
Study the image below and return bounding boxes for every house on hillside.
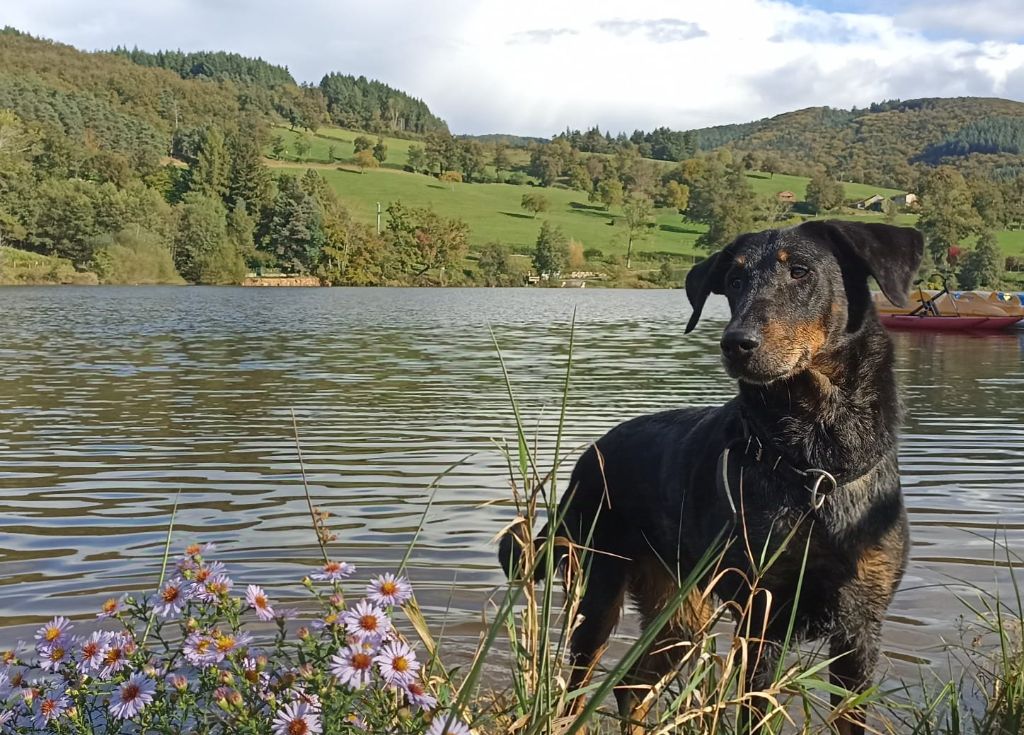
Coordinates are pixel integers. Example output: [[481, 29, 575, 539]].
[[776, 190, 797, 204], [855, 194, 886, 211], [891, 193, 918, 207]]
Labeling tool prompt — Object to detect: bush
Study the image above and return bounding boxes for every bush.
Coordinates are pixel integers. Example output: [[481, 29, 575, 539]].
[[0, 246, 97, 285], [90, 229, 184, 285]]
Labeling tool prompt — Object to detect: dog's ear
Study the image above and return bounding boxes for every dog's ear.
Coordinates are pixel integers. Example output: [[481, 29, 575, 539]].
[[685, 246, 734, 333], [798, 220, 924, 308]]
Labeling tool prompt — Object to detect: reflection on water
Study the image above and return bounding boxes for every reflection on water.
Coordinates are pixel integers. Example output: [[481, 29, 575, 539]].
[[0, 286, 1022, 678]]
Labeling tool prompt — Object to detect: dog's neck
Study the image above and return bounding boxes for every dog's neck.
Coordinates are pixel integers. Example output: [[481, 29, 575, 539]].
[[737, 319, 900, 476]]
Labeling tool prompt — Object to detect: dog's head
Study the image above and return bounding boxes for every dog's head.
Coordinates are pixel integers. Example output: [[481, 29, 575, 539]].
[[684, 221, 923, 385]]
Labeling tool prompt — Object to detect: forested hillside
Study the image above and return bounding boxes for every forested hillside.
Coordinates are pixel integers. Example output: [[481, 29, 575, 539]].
[[318, 74, 447, 135], [0, 26, 1021, 292], [110, 48, 297, 87], [109, 43, 448, 137], [0, 28, 463, 287], [565, 98, 1024, 190]]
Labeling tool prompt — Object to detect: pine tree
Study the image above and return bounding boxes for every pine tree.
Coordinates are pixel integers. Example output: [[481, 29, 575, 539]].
[[188, 127, 230, 199]]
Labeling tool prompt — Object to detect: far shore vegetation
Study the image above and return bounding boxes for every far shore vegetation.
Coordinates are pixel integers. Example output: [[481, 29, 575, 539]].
[[2, 27, 1024, 291]]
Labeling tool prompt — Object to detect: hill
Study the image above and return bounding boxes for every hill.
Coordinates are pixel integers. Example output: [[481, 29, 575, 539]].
[[0, 26, 1020, 290], [266, 124, 911, 260], [690, 97, 1024, 189]]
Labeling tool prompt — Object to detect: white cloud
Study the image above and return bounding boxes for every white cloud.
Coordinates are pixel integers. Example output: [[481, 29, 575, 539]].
[[895, 0, 1024, 42], [5, 0, 1024, 135], [596, 18, 707, 43]]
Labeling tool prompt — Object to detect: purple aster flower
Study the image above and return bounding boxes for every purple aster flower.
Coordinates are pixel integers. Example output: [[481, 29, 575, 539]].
[[365, 573, 413, 607], [183, 542, 216, 559], [33, 690, 69, 729], [271, 701, 321, 735], [99, 633, 132, 679], [109, 673, 155, 719], [329, 644, 376, 689], [152, 577, 189, 618], [97, 597, 125, 619], [209, 631, 254, 662], [38, 641, 71, 672], [192, 573, 233, 603], [341, 600, 391, 643], [311, 610, 343, 633], [78, 630, 109, 674], [404, 677, 438, 712], [427, 714, 472, 735], [182, 632, 217, 668], [310, 561, 355, 582], [245, 585, 275, 621], [375, 640, 419, 688], [34, 617, 72, 648]]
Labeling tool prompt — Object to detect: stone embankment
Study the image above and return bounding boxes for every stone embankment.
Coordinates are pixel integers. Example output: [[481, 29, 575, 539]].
[[241, 276, 322, 287]]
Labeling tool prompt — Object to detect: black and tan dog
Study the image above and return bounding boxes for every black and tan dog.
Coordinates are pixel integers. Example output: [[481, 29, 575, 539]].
[[499, 221, 924, 733]]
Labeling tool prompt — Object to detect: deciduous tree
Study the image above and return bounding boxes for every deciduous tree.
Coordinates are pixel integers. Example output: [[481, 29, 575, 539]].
[[532, 220, 568, 276], [520, 193, 549, 218], [623, 195, 653, 269]]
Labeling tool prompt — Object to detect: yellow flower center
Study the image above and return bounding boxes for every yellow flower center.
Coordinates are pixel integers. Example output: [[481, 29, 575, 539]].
[[359, 614, 378, 631], [215, 635, 236, 653], [121, 684, 140, 703], [352, 652, 372, 670], [288, 720, 308, 735], [45, 627, 61, 642], [162, 586, 180, 602], [381, 580, 398, 595], [393, 656, 409, 673]]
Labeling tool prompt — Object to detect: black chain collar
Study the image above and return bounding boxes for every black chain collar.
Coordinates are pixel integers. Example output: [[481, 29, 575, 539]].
[[716, 413, 881, 514]]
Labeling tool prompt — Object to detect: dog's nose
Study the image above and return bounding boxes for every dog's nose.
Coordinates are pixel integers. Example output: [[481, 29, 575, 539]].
[[720, 329, 760, 359]]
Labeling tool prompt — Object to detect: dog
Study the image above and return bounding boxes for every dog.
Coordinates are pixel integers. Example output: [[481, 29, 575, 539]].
[[499, 220, 923, 734]]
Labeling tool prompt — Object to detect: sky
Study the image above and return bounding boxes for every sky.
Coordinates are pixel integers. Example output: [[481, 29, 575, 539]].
[[6, 0, 1024, 136]]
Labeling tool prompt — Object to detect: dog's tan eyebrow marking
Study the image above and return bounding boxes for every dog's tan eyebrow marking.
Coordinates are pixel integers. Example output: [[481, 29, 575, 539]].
[[776, 249, 789, 262], [734, 255, 746, 266]]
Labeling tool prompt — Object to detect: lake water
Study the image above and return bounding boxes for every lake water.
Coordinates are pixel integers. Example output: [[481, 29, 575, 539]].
[[0, 286, 1022, 682]]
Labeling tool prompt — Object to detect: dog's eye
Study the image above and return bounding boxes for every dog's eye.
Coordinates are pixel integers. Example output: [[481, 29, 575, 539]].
[[790, 265, 809, 280], [728, 276, 743, 292]]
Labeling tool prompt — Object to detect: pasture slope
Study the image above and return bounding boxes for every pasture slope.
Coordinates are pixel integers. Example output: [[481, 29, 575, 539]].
[[268, 125, 1024, 260]]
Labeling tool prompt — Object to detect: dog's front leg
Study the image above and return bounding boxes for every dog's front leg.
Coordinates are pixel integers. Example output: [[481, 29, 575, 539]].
[[736, 635, 784, 734], [827, 629, 881, 735]]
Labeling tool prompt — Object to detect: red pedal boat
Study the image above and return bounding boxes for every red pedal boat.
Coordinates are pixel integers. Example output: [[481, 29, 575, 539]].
[[874, 276, 1023, 331]]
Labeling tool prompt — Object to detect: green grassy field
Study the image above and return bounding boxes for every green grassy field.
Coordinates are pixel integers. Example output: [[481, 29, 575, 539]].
[[266, 125, 1014, 262], [745, 171, 904, 201], [307, 166, 703, 257], [996, 228, 1024, 255], [269, 125, 532, 174], [272, 163, 917, 259]]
